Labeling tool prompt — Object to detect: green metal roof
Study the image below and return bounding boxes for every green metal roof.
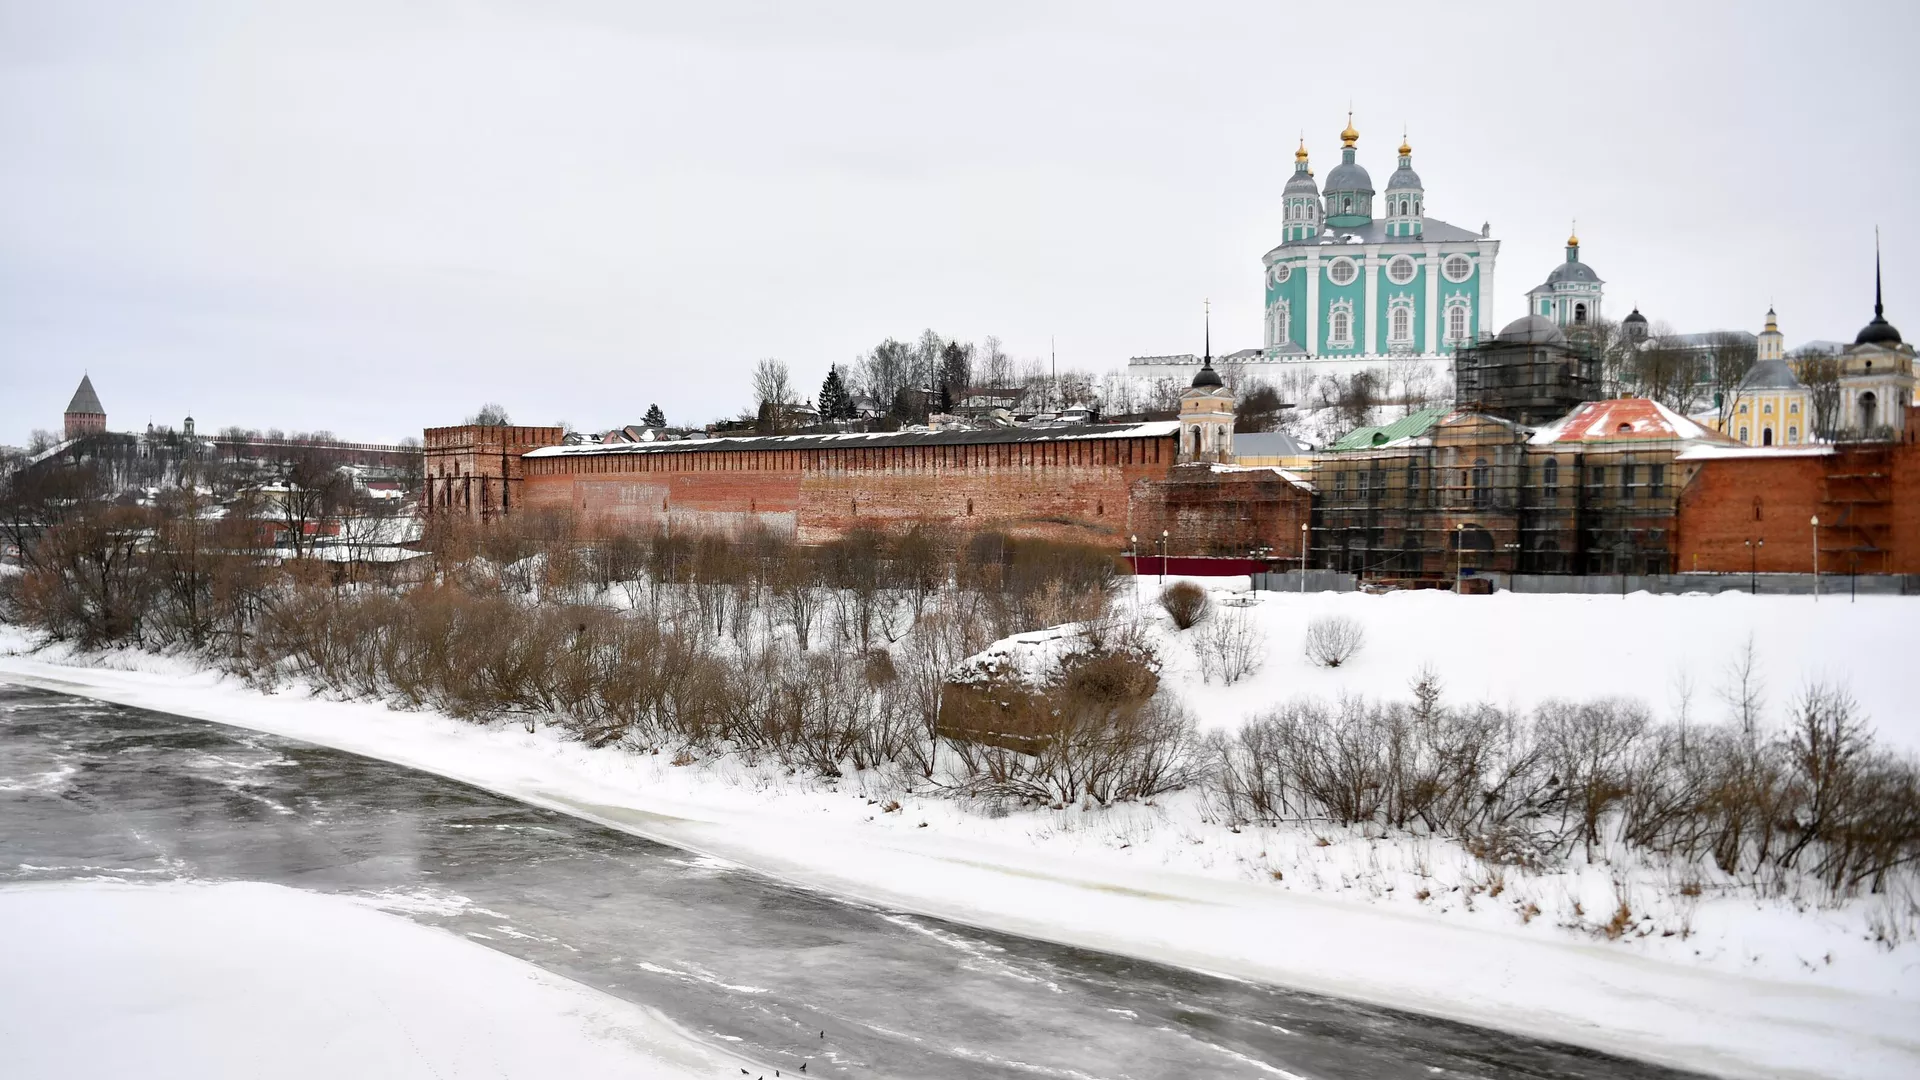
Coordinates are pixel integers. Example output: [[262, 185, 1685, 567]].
[[1323, 405, 1452, 452]]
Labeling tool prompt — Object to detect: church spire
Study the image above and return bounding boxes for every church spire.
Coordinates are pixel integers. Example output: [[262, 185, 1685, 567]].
[[1203, 297, 1212, 368], [1875, 227, 1885, 321]]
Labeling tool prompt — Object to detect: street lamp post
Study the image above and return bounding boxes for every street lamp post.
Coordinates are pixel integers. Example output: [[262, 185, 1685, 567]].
[[1454, 522, 1465, 594], [1299, 521, 1308, 594], [1810, 516, 1819, 601], [1130, 534, 1138, 578], [1745, 538, 1763, 594], [1159, 529, 1169, 585]]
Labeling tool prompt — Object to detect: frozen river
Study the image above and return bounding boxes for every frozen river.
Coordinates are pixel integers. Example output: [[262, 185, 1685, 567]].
[[0, 684, 1705, 1079]]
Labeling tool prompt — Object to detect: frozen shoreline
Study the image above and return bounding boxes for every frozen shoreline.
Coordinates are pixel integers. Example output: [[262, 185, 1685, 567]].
[[2, 616, 1914, 1080], [0, 879, 751, 1079]]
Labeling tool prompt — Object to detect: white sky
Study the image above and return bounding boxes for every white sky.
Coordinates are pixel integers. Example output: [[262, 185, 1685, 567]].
[[2, 0, 1916, 445]]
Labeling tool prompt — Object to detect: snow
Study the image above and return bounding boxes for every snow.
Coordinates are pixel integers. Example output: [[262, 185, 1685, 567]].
[[0, 880, 751, 1080], [4, 587, 1918, 1080], [525, 420, 1182, 457], [1678, 444, 1836, 461]]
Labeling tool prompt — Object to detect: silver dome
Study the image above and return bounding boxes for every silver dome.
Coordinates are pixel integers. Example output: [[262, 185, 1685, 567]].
[[1386, 164, 1422, 191], [1323, 160, 1373, 194], [1496, 314, 1569, 346]]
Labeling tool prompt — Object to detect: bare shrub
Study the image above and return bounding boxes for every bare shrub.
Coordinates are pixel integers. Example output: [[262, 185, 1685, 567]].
[[1303, 614, 1364, 668], [1158, 581, 1210, 630], [1195, 606, 1265, 685]]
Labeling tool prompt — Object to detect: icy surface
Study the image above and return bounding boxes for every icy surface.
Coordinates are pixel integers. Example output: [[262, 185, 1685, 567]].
[[0, 879, 741, 1080]]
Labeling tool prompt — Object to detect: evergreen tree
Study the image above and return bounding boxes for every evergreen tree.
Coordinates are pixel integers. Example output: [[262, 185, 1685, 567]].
[[819, 368, 855, 421], [643, 403, 666, 428]]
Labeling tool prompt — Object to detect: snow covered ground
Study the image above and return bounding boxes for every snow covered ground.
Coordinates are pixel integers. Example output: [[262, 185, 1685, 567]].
[[0, 880, 751, 1080], [3, 585, 1917, 1080]]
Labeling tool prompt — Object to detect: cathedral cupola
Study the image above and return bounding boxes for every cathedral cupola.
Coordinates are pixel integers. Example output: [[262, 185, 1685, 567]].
[[1758, 307, 1785, 362], [1322, 113, 1374, 228], [1384, 131, 1423, 238], [1179, 301, 1234, 463], [1282, 138, 1321, 242], [1528, 226, 1604, 329]]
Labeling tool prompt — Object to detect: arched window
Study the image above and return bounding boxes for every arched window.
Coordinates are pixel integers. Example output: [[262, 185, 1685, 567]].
[[1739, 426, 1749, 441], [1763, 428, 1774, 446], [1860, 391, 1878, 431], [1189, 426, 1202, 457], [1789, 401, 1800, 414], [1330, 309, 1351, 346], [1447, 302, 1469, 342], [1471, 457, 1490, 509], [1573, 302, 1588, 324], [1390, 305, 1412, 342], [1343, 196, 1352, 212], [1543, 456, 1559, 495], [1762, 402, 1773, 414], [1788, 426, 1799, 443]]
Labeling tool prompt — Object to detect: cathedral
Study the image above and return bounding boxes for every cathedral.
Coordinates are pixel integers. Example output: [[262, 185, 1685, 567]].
[[1262, 117, 1505, 362]]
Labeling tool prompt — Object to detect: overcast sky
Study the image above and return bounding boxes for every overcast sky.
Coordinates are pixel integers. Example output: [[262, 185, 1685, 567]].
[[3, 0, 1916, 445]]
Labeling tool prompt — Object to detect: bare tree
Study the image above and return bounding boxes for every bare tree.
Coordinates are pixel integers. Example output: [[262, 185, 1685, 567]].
[[467, 403, 511, 426], [1303, 614, 1365, 667], [276, 450, 350, 559], [751, 358, 794, 432], [1794, 348, 1844, 440]]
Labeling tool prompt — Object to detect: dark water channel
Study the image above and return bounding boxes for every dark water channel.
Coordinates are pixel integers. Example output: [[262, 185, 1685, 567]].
[[0, 683, 1704, 1079]]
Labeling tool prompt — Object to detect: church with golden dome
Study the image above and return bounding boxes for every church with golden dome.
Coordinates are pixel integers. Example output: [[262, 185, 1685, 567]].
[[1261, 115, 1504, 363]]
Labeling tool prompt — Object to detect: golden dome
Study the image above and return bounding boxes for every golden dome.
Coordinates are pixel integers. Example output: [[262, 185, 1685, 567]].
[[1340, 112, 1359, 147], [1295, 139, 1309, 162], [1398, 133, 1411, 156], [1567, 231, 1580, 247]]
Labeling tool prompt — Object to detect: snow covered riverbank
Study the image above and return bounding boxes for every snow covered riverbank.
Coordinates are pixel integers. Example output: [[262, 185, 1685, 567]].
[[3, 587, 1917, 1080], [0, 880, 749, 1080]]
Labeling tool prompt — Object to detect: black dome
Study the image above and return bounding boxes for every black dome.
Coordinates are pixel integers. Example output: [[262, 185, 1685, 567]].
[[1191, 363, 1224, 389], [1622, 307, 1647, 325], [1855, 315, 1902, 347]]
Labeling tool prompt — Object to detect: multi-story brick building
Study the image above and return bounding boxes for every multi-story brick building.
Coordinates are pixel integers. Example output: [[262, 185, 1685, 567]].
[[422, 424, 564, 519]]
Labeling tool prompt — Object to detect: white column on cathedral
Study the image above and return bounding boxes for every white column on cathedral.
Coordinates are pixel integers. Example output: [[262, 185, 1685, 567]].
[[1305, 250, 1321, 356], [1476, 238, 1500, 336], [1423, 243, 1441, 355], [1363, 253, 1379, 355]]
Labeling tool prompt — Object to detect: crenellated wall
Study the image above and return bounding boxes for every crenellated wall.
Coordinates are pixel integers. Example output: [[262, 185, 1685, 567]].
[[519, 430, 1182, 545]]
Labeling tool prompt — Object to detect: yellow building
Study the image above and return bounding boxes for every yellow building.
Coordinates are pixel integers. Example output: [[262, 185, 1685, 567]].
[[1726, 307, 1811, 447]]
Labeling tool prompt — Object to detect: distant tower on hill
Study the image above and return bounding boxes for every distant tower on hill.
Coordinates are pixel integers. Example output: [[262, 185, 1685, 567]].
[[64, 375, 106, 440]]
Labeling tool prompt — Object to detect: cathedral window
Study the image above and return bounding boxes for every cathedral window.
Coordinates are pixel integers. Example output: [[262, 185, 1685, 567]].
[[1273, 263, 1290, 284], [1789, 401, 1799, 413], [1446, 301, 1470, 342], [1442, 255, 1472, 282], [1328, 258, 1357, 285], [1389, 303, 1413, 343], [1573, 303, 1588, 324], [1386, 256, 1416, 284], [1763, 402, 1773, 414], [1328, 303, 1359, 343], [1788, 426, 1799, 443]]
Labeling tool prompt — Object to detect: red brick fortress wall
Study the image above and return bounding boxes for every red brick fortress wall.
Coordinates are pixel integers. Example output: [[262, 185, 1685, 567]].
[[1675, 409, 1919, 575], [424, 425, 566, 519], [519, 432, 1180, 546], [1128, 465, 1314, 559]]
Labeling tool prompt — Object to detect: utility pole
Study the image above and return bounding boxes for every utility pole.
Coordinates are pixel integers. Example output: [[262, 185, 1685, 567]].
[[1299, 521, 1309, 594]]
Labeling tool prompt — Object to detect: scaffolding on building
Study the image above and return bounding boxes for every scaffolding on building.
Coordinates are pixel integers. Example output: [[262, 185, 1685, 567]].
[[1308, 400, 1707, 583]]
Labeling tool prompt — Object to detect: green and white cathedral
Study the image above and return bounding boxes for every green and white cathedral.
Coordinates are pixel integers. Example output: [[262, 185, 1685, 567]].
[[1262, 118, 1510, 362]]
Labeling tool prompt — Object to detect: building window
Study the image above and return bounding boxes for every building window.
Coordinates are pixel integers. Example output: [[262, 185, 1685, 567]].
[[1789, 401, 1799, 414], [1389, 302, 1413, 343], [1589, 465, 1604, 488], [1335, 469, 1347, 497], [1573, 302, 1588, 324], [1762, 402, 1773, 414], [1446, 301, 1470, 342], [1650, 464, 1666, 498], [1543, 456, 1559, 498], [1788, 426, 1799, 443], [1442, 254, 1472, 282], [1386, 255, 1416, 284], [1327, 258, 1358, 285], [1621, 463, 1636, 499], [1328, 300, 1355, 347], [1472, 458, 1489, 509], [1737, 402, 1748, 414], [1739, 426, 1749, 441]]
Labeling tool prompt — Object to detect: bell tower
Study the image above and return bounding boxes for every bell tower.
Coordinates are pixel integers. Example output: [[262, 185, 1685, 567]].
[[1178, 301, 1236, 464]]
